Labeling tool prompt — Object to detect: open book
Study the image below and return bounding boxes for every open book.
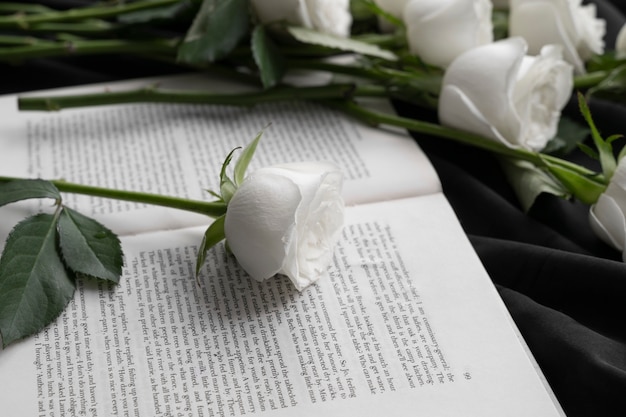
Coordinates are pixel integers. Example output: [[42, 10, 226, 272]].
[[0, 74, 564, 416]]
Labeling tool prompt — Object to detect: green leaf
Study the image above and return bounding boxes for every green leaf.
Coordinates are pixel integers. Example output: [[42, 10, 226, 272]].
[[0, 214, 75, 347], [350, 0, 377, 20], [219, 146, 239, 204], [541, 156, 606, 205], [177, 0, 249, 64], [358, 0, 403, 28], [492, 10, 509, 40], [251, 25, 286, 89], [220, 178, 237, 204], [195, 214, 226, 277], [586, 64, 626, 103], [577, 92, 617, 180], [586, 51, 625, 73], [57, 207, 123, 283], [287, 26, 397, 61], [205, 188, 223, 201], [578, 142, 599, 160], [499, 158, 569, 212], [606, 134, 623, 145], [234, 129, 263, 185], [117, 0, 197, 24], [0, 179, 61, 208], [543, 116, 591, 156]]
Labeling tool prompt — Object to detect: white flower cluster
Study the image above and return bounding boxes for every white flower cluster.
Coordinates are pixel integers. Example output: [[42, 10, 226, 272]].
[[371, 0, 606, 152], [370, 0, 626, 257], [241, 1, 626, 270]]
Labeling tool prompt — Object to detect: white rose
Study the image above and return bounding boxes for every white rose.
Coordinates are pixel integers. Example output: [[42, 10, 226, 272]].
[[403, 0, 494, 68], [250, 0, 352, 37], [224, 162, 344, 291], [590, 158, 626, 259], [438, 37, 573, 151], [509, 0, 606, 74]]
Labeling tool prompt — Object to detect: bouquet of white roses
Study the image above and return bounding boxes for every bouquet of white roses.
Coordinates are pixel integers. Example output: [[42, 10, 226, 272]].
[[2, 0, 626, 346]]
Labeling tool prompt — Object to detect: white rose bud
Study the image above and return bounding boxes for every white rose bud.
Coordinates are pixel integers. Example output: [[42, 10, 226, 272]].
[[438, 37, 573, 151], [250, 0, 352, 37], [590, 158, 626, 259], [509, 0, 606, 74], [403, 0, 494, 68], [224, 162, 344, 291]]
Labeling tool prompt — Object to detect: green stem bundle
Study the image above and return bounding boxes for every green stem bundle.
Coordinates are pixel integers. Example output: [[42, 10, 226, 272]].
[[0, 0, 181, 29], [0, 38, 178, 62], [17, 83, 376, 111], [15, 80, 607, 205]]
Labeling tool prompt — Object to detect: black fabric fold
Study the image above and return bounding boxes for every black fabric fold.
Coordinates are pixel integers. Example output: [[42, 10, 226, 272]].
[[497, 285, 626, 417]]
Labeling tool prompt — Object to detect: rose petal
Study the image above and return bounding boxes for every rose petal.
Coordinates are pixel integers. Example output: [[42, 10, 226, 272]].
[[510, 0, 605, 74], [439, 85, 514, 146], [439, 37, 572, 151], [250, 0, 351, 37], [224, 162, 344, 291], [439, 37, 526, 146], [404, 0, 493, 68], [589, 159, 626, 258], [225, 173, 301, 281], [590, 194, 626, 253], [513, 45, 573, 150], [305, 0, 352, 37], [282, 165, 344, 290]]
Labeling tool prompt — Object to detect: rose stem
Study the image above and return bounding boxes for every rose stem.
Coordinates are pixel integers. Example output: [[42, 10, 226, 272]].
[[0, 176, 227, 218]]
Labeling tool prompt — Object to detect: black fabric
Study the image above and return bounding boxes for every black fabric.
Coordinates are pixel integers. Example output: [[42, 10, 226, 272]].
[[2, 1, 625, 416]]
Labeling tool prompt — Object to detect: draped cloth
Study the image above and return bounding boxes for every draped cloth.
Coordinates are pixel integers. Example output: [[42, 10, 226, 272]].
[[1, 1, 625, 415]]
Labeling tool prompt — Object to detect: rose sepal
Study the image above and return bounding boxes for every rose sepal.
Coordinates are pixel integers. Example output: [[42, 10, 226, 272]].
[[195, 131, 264, 277], [195, 214, 226, 278], [540, 155, 606, 205]]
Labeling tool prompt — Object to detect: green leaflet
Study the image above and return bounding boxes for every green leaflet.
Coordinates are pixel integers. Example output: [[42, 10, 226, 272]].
[[0, 214, 76, 347], [358, 0, 403, 28], [177, 0, 249, 64], [213, 130, 265, 203], [195, 214, 226, 277], [117, 0, 197, 24], [541, 156, 605, 205], [587, 64, 626, 105], [499, 158, 569, 212], [234, 129, 263, 186], [577, 92, 617, 180], [287, 26, 397, 61], [196, 132, 264, 278], [543, 116, 591, 156], [0, 179, 60, 207], [251, 25, 286, 89], [219, 146, 240, 204], [58, 207, 123, 283]]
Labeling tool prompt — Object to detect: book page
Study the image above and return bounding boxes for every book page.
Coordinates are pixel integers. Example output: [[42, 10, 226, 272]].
[[0, 194, 562, 416], [0, 74, 440, 236]]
